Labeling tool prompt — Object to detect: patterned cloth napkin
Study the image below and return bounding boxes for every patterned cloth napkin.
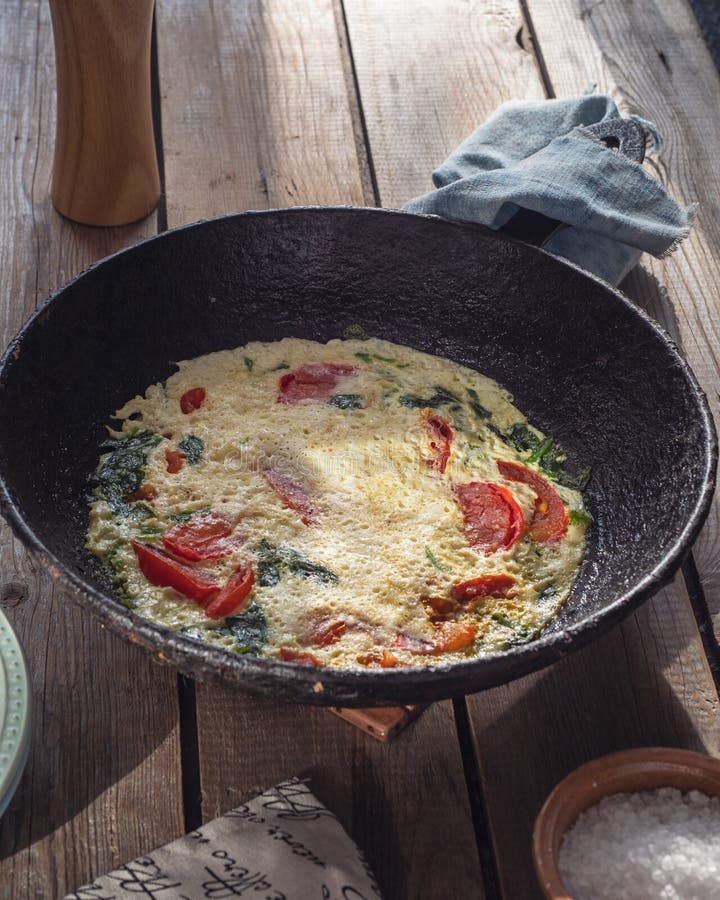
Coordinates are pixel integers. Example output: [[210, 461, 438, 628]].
[[65, 778, 382, 900], [404, 93, 695, 285]]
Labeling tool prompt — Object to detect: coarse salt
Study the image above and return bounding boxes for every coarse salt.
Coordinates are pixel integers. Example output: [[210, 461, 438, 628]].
[[558, 787, 720, 900]]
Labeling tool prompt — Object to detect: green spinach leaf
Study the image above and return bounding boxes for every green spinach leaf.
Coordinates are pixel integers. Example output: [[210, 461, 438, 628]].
[[256, 539, 282, 587], [355, 350, 408, 368], [95, 430, 161, 515], [328, 394, 363, 410], [105, 544, 136, 607], [503, 423, 541, 452], [178, 435, 204, 465], [424, 546, 447, 572], [491, 612, 515, 629], [466, 388, 491, 420], [536, 584, 557, 604], [256, 539, 338, 586], [283, 548, 339, 584], [491, 612, 540, 645], [168, 504, 211, 523], [399, 385, 460, 409], [490, 423, 591, 492], [225, 602, 267, 654], [568, 509, 593, 527], [555, 467, 592, 492]]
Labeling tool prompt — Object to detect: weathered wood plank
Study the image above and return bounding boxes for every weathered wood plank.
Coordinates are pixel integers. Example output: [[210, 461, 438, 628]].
[[156, 2, 485, 898], [343, 0, 720, 897], [344, 0, 546, 209], [196, 695, 483, 900], [157, 0, 368, 219], [524, 0, 720, 626], [0, 2, 183, 895], [468, 579, 720, 899]]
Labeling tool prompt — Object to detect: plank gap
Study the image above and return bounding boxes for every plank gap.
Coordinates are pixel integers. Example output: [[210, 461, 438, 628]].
[[337, 0, 381, 206], [178, 674, 203, 833], [521, 0, 720, 703], [682, 554, 720, 695], [517, 0, 556, 98], [150, 9, 168, 234], [524, 0, 720, 638], [520, 0, 720, 729], [452, 697, 503, 900], [0, 1, 183, 890]]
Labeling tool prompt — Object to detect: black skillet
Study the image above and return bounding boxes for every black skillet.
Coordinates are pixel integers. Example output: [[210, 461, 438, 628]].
[[0, 122, 715, 706]]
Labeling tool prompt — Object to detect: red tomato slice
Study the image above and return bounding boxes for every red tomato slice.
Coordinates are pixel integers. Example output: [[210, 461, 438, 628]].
[[165, 449, 185, 474], [455, 482, 524, 554], [277, 363, 356, 404], [162, 512, 242, 561], [432, 621, 478, 653], [393, 632, 435, 654], [496, 460, 568, 542], [205, 562, 255, 619], [380, 650, 400, 668], [425, 414, 453, 474], [131, 540, 219, 604], [180, 387, 206, 414], [279, 648, 323, 666], [309, 618, 347, 647], [451, 574, 516, 605], [423, 595, 457, 621], [126, 484, 158, 502], [356, 649, 401, 668], [394, 622, 477, 655], [262, 465, 318, 525]]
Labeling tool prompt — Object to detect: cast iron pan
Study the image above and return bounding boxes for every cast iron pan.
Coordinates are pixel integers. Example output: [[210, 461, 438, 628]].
[[0, 127, 715, 706]]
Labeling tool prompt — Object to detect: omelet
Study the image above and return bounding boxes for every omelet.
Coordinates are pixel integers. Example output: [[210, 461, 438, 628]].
[[87, 337, 590, 668]]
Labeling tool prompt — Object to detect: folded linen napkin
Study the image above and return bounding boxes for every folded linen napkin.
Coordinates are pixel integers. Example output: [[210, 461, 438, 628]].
[[65, 778, 382, 900], [404, 94, 695, 285]]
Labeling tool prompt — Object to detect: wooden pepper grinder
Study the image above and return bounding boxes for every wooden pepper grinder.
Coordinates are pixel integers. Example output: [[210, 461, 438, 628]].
[[49, 0, 160, 226]]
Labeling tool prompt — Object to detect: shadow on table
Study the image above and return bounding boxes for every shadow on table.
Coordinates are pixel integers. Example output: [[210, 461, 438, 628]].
[[189, 682, 483, 900], [0, 577, 182, 863], [619, 263, 681, 345], [466, 575, 716, 900]]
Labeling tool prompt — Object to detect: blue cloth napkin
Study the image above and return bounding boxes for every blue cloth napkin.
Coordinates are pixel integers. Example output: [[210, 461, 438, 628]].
[[404, 94, 695, 285]]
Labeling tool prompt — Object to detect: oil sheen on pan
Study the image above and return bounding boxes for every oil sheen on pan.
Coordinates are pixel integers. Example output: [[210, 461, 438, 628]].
[[86, 337, 591, 669]]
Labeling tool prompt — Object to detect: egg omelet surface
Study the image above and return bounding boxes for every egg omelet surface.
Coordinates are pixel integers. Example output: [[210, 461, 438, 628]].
[[87, 337, 590, 668]]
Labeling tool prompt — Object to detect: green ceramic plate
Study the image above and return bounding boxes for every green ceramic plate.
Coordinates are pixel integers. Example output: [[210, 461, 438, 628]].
[[0, 608, 30, 819]]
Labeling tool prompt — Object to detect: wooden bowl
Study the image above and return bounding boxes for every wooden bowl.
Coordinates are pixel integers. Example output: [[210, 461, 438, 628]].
[[532, 747, 720, 899]]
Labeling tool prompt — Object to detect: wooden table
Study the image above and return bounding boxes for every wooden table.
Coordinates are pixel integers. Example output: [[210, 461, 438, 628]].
[[2, 1, 720, 897]]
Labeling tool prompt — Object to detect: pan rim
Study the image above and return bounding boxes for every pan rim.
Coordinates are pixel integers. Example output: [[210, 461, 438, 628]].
[[0, 206, 716, 703]]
